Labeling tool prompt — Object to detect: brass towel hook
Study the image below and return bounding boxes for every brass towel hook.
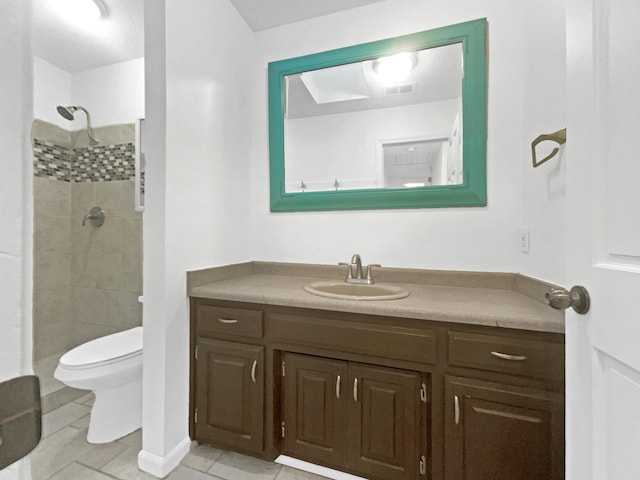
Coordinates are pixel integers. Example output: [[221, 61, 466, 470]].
[[531, 128, 566, 167]]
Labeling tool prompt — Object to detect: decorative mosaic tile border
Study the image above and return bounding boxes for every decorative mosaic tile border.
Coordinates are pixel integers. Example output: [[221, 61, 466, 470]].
[[33, 139, 135, 183], [73, 143, 135, 182], [33, 139, 73, 182]]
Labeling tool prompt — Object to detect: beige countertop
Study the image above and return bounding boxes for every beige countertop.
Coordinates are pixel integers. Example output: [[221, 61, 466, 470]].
[[187, 262, 565, 334]]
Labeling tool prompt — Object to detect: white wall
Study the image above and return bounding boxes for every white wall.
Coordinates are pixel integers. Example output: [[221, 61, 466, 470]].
[[140, 0, 255, 475], [285, 100, 457, 188], [33, 57, 71, 128], [33, 56, 144, 129], [250, 0, 526, 272], [72, 58, 145, 127], [0, 1, 33, 479], [519, 0, 568, 284]]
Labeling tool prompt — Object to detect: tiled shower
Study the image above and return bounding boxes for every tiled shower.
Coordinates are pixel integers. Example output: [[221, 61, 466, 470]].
[[32, 119, 142, 393]]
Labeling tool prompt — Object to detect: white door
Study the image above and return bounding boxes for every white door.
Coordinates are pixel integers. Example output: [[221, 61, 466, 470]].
[[566, 0, 640, 478]]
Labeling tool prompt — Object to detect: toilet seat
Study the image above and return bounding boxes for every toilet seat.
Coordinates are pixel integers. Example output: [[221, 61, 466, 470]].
[[59, 326, 142, 370]]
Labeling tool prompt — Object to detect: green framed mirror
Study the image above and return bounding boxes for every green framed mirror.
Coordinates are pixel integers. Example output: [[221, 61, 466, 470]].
[[268, 18, 487, 212]]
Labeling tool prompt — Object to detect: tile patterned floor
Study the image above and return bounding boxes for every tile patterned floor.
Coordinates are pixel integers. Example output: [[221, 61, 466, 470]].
[[31, 388, 329, 480]]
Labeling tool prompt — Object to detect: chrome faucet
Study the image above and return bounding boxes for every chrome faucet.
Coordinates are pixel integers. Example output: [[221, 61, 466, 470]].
[[339, 254, 381, 285], [81, 206, 105, 227]]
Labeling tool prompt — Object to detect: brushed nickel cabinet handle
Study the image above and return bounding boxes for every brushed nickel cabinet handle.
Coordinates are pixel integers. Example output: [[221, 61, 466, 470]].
[[251, 360, 257, 384], [353, 378, 358, 402], [454, 395, 460, 425], [336, 375, 341, 399], [218, 318, 238, 324], [490, 351, 527, 361]]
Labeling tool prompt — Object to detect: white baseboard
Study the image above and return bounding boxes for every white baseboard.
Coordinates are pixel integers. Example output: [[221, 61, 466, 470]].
[[275, 455, 367, 480], [137, 436, 191, 478]]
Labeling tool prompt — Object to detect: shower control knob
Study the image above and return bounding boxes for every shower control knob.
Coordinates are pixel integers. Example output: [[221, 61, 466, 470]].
[[545, 285, 590, 314]]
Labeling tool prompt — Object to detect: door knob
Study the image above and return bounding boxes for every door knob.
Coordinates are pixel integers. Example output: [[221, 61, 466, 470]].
[[545, 285, 590, 314]]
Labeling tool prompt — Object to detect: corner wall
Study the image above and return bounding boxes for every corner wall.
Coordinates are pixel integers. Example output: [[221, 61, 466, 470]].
[[141, 0, 255, 475], [0, 1, 33, 478]]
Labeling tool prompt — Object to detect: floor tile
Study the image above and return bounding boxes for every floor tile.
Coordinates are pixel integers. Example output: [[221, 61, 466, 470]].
[[71, 413, 91, 430], [208, 451, 281, 480], [30, 426, 101, 480], [47, 462, 115, 480], [167, 465, 221, 480], [77, 440, 129, 470], [118, 428, 142, 448], [41, 401, 91, 437], [181, 443, 224, 473], [100, 445, 158, 480], [75, 392, 96, 406]]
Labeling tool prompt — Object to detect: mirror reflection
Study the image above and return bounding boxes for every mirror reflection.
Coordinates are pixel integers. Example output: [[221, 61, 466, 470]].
[[284, 43, 463, 193]]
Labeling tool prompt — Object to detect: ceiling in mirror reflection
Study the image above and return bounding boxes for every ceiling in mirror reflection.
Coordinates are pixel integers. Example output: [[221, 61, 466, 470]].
[[285, 44, 463, 119]]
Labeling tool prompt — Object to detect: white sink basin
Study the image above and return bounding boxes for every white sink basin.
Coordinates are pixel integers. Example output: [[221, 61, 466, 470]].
[[304, 281, 409, 301]]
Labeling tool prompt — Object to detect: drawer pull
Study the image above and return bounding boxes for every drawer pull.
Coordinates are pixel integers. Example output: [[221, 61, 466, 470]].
[[490, 351, 527, 361], [251, 360, 257, 384], [454, 395, 460, 425], [218, 318, 239, 324], [336, 375, 341, 399], [353, 378, 358, 402]]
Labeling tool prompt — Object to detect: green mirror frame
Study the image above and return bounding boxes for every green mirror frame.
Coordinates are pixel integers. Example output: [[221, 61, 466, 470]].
[[268, 18, 487, 212]]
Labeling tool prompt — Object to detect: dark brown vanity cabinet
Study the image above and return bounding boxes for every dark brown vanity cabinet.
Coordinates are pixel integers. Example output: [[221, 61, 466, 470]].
[[444, 376, 564, 480], [190, 298, 565, 480], [282, 352, 425, 480], [191, 303, 265, 455], [444, 330, 565, 480]]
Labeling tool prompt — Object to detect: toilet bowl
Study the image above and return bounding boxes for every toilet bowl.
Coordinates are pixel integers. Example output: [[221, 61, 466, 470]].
[[54, 326, 143, 444]]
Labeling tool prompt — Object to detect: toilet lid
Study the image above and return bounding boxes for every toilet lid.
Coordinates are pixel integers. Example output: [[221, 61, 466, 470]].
[[60, 327, 143, 368]]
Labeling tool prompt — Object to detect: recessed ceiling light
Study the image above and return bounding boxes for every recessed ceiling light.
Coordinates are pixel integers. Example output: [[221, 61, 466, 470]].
[[373, 53, 416, 85], [52, 0, 109, 23]]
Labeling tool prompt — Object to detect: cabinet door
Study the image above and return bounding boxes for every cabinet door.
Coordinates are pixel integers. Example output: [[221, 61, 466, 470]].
[[194, 338, 264, 453], [444, 376, 564, 480], [348, 363, 422, 480], [282, 353, 348, 469]]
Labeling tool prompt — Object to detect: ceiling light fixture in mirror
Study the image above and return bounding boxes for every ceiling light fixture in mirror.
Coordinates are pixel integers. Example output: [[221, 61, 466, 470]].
[[268, 18, 487, 212]]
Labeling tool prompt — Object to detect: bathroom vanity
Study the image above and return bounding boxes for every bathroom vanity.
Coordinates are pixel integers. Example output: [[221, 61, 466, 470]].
[[188, 262, 565, 480]]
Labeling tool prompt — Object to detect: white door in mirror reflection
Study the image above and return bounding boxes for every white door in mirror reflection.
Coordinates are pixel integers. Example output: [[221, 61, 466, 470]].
[[379, 113, 462, 188], [283, 43, 463, 193]]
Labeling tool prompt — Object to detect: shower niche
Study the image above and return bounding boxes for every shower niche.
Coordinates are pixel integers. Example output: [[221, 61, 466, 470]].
[[32, 118, 143, 394]]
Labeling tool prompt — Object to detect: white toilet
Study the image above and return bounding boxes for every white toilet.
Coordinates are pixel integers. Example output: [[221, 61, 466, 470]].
[[54, 326, 143, 444]]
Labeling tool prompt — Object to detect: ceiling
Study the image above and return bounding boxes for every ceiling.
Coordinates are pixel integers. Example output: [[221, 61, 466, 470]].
[[32, 0, 385, 73]]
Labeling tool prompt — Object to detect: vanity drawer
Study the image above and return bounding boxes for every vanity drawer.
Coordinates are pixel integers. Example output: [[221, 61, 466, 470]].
[[448, 331, 564, 381], [269, 313, 436, 364], [197, 304, 263, 338]]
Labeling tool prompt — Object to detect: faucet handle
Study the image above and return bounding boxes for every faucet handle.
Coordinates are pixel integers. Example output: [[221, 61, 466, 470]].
[[338, 262, 353, 279], [365, 264, 381, 283]]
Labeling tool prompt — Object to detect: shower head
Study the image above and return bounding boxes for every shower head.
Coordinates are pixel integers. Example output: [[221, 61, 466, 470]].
[[56, 105, 99, 145], [56, 105, 77, 121]]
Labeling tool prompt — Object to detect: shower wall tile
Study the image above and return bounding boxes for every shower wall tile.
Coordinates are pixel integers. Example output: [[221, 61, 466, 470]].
[[33, 286, 71, 327], [71, 253, 140, 293], [71, 123, 134, 149], [34, 216, 73, 254], [71, 182, 97, 218], [95, 180, 140, 219], [33, 286, 72, 361], [34, 177, 71, 217], [34, 252, 72, 290], [33, 121, 142, 361], [34, 320, 73, 360]]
